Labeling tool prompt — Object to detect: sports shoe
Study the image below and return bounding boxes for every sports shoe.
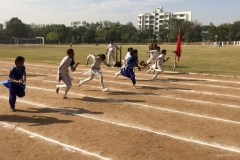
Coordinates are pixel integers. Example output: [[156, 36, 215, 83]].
[[62, 96, 68, 99], [102, 88, 109, 92], [10, 108, 16, 112], [78, 80, 83, 87], [56, 87, 59, 94]]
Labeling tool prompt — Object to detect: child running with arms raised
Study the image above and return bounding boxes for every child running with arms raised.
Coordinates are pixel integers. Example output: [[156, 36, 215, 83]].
[[78, 54, 110, 91], [0, 56, 26, 112], [56, 49, 79, 99]]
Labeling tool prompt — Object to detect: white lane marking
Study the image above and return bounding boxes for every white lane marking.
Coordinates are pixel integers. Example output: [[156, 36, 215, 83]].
[[8, 85, 240, 125], [1, 62, 240, 84], [0, 96, 240, 154], [0, 122, 110, 160], [31, 78, 240, 109]]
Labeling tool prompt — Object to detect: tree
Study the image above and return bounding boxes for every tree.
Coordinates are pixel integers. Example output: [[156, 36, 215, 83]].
[[6, 17, 29, 38], [207, 22, 218, 41], [46, 32, 60, 43]]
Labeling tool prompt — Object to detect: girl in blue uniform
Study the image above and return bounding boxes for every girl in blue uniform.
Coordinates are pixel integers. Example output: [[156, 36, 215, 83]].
[[120, 50, 141, 89], [1, 56, 26, 112]]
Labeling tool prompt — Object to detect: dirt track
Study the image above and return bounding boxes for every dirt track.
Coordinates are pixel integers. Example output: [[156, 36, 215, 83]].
[[0, 60, 240, 160]]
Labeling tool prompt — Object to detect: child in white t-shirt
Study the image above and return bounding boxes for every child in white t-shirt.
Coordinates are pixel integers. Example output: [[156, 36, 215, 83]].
[[152, 49, 170, 79]]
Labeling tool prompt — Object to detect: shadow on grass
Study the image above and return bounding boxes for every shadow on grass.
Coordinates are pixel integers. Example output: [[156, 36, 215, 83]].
[[0, 114, 72, 126]]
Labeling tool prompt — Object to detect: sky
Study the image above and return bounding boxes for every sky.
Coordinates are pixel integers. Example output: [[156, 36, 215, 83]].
[[0, 0, 240, 27]]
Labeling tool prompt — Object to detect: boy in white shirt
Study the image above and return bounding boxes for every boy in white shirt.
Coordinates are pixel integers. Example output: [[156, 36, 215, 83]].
[[146, 46, 161, 65], [56, 49, 79, 99], [152, 49, 170, 79]]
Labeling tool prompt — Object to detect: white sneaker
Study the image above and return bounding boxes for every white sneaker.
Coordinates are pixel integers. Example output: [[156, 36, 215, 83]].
[[56, 87, 59, 94], [78, 80, 83, 87], [102, 88, 109, 92]]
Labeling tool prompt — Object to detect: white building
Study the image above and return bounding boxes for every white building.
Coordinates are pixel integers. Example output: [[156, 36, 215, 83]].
[[138, 7, 192, 34]]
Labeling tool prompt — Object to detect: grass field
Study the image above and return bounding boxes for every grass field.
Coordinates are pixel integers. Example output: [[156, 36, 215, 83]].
[[0, 44, 240, 76]]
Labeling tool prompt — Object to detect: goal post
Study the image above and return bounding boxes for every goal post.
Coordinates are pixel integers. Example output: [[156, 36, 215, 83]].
[[15, 37, 44, 46]]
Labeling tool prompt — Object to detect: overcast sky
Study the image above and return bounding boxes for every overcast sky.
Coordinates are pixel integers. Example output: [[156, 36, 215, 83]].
[[1, 0, 240, 27]]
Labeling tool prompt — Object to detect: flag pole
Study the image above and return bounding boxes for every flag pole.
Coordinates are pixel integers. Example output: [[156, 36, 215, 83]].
[[171, 28, 182, 72]]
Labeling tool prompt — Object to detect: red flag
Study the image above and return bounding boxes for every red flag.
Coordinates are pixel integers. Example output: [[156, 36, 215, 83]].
[[176, 29, 182, 61]]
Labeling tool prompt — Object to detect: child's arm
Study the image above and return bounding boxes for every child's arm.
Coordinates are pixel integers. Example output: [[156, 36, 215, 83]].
[[71, 62, 80, 71], [103, 60, 110, 67], [10, 79, 23, 84], [163, 57, 170, 62], [23, 70, 26, 84], [86, 54, 94, 66]]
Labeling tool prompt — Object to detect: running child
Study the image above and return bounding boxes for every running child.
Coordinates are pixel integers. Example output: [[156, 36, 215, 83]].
[[56, 49, 79, 99], [0, 56, 26, 112], [151, 49, 170, 79], [117, 49, 142, 89], [146, 46, 161, 66], [78, 54, 110, 92], [115, 47, 134, 78]]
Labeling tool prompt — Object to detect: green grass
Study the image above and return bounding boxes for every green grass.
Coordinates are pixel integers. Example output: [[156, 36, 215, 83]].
[[0, 44, 240, 76]]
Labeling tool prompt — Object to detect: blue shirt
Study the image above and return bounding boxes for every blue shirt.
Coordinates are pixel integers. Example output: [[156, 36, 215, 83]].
[[126, 55, 138, 69], [9, 66, 26, 88]]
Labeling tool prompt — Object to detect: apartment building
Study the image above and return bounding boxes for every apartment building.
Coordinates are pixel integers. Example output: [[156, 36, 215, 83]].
[[138, 7, 192, 34]]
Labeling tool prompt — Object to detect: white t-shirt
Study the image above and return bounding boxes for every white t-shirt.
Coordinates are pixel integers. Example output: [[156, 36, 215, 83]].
[[107, 43, 117, 52], [125, 52, 131, 60], [150, 50, 161, 63], [157, 54, 165, 66], [58, 56, 73, 74]]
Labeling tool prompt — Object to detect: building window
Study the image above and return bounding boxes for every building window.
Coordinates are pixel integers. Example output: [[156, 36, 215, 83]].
[[180, 14, 185, 17], [160, 16, 164, 19]]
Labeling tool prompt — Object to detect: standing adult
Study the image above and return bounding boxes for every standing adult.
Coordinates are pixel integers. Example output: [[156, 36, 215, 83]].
[[106, 39, 121, 66]]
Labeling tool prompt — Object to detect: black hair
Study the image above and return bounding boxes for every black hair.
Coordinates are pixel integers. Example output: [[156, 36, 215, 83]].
[[110, 39, 113, 41], [156, 46, 160, 50], [98, 54, 106, 59], [127, 47, 133, 52], [162, 49, 166, 53], [130, 49, 138, 56], [67, 48, 74, 55], [133, 49, 138, 53], [15, 56, 25, 65]]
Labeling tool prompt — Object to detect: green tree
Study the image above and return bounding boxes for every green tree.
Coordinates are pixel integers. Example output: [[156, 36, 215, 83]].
[[6, 17, 29, 38], [46, 32, 60, 43]]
